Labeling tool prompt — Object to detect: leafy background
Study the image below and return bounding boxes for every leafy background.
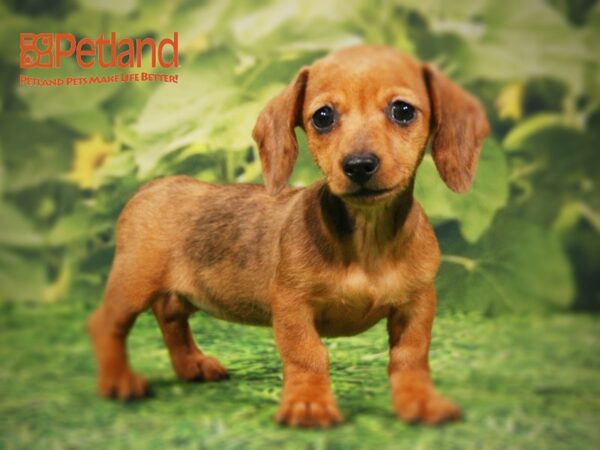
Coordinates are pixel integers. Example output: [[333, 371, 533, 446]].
[[0, 0, 598, 449]]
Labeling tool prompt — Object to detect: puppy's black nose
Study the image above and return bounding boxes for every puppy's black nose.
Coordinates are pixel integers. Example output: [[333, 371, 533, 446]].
[[342, 153, 380, 185]]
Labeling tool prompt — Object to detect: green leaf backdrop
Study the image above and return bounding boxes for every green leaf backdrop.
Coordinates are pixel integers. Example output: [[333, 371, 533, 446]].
[[0, 0, 598, 313]]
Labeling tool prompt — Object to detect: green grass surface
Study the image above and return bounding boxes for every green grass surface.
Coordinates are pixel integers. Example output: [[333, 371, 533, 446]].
[[0, 303, 598, 450]]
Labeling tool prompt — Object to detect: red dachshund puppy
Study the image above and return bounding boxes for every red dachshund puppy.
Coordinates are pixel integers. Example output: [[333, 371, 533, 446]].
[[88, 45, 489, 427]]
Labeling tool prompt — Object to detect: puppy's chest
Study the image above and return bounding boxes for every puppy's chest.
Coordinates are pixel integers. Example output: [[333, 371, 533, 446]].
[[314, 262, 419, 310], [310, 263, 419, 336]]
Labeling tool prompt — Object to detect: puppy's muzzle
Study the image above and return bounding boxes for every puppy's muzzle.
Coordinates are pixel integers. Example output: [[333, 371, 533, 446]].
[[342, 153, 380, 185]]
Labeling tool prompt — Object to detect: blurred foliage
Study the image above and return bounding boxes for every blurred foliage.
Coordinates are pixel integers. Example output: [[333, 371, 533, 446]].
[[0, 0, 598, 313]]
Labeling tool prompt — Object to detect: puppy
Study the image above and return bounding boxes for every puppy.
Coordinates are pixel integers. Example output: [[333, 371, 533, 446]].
[[88, 45, 489, 428]]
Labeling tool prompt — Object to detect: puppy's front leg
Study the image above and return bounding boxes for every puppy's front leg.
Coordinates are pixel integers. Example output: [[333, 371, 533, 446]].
[[272, 290, 343, 428], [388, 285, 462, 424]]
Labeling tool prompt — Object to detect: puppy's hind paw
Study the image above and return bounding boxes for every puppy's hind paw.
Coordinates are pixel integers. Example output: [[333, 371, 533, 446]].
[[99, 370, 151, 402], [176, 355, 229, 382], [394, 385, 462, 425]]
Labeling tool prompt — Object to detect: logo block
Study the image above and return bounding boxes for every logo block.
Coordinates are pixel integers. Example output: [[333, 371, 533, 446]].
[[20, 33, 54, 68]]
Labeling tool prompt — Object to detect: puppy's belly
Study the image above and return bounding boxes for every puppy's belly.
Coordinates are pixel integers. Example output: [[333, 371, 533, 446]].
[[185, 288, 388, 336], [178, 265, 275, 325], [186, 293, 272, 326]]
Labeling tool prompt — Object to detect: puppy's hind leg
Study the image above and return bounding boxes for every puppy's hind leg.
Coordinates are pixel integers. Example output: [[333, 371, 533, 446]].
[[87, 262, 156, 401], [152, 294, 229, 382]]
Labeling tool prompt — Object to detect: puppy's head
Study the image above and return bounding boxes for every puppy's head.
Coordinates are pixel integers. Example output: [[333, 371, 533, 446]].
[[253, 45, 490, 203]]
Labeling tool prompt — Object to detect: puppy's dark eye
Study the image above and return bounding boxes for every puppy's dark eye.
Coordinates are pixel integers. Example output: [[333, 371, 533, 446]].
[[312, 106, 335, 132], [390, 100, 416, 125]]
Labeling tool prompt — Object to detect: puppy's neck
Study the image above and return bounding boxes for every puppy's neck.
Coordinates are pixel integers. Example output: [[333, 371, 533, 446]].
[[318, 182, 419, 265]]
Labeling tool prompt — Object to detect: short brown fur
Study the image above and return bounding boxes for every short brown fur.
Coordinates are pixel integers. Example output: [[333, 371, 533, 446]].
[[88, 45, 489, 427]]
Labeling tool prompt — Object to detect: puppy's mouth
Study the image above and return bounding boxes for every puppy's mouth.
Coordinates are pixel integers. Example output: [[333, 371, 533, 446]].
[[343, 185, 398, 201]]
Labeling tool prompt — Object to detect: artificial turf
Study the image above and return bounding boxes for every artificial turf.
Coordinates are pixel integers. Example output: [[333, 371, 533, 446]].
[[0, 302, 598, 449]]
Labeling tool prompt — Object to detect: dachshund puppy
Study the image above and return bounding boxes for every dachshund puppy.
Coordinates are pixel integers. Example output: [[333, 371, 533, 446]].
[[88, 45, 489, 427]]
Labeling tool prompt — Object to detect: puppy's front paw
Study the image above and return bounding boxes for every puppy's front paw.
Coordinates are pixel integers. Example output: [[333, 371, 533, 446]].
[[276, 390, 343, 428], [176, 354, 229, 382], [99, 369, 151, 401], [393, 382, 462, 425]]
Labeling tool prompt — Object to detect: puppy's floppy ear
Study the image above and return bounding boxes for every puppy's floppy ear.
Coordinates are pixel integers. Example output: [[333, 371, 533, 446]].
[[423, 64, 490, 193], [252, 68, 309, 195]]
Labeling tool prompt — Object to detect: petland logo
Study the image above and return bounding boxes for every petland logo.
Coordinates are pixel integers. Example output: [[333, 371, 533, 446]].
[[19, 32, 180, 86]]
